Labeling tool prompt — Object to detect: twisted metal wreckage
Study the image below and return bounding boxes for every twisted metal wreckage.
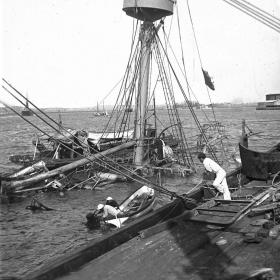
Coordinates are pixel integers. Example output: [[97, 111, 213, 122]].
[[1, 0, 280, 279]]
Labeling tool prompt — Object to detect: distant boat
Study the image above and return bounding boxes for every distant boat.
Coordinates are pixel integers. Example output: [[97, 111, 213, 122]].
[[21, 99, 33, 116], [195, 104, 212, 110], [256, 93, 280, 110], [93, 111, 109, 116], [93, 101, 109, 116]]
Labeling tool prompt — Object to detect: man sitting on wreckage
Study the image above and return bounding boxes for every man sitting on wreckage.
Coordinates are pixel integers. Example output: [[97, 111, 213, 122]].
[[105, 196, 119, 208], [96, 203, 122, 220]]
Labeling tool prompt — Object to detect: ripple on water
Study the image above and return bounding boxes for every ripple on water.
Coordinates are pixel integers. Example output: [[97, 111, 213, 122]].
[[1, 109, 279, 278]]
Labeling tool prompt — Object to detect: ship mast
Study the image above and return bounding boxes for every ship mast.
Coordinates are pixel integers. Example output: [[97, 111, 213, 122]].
[[123, 0, 174, 167], [134, 22, 152, 166]]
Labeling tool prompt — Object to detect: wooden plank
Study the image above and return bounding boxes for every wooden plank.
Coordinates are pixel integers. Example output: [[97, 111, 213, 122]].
[[190, 186, 278, 226], [8, 141, 136, 190], [190, 215, 230, 224], [138, 211, 192, 239], [195, 211, 236, 218], [214, 199, 252, 204], [212, 205, 246, 211], [196, 208, 239, 213]]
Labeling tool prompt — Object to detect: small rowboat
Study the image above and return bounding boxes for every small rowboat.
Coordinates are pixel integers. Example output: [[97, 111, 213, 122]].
[[86, 185, 156, 228]]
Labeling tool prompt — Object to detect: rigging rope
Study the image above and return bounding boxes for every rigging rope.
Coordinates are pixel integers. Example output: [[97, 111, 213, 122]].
[[155, 31, 220, 164], [161, 28, 211, 122], [2, 83, 190, 200], [230, 0, 280, 30], [154, 40, 194, 167], [102, 21, 141, 138], [1, 84, 130, 174], [185, 0, 217, 121], [238, 0, 280, 24], [222, 0, 280, 33], [175, 3, 189, 100]]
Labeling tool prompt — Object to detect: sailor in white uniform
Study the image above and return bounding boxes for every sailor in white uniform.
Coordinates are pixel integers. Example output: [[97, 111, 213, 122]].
[[198, 152, 231, 200], [97, 203, 121, 219]]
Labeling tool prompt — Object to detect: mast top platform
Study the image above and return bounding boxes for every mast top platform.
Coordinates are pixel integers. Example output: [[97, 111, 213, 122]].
[[123, 0, 174, 22]]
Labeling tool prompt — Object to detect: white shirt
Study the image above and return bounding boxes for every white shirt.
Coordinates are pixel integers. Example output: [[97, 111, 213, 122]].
[[203, 158, 224, 174], [103, 204, 120, 218]]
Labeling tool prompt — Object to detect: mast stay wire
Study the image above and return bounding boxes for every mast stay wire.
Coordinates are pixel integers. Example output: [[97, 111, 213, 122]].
[[145, 18, 189, 140], [161, 28, 210, 123], [2, 85, 187, 200], [1, 41, 143, 184], [2, 30, 195, 197], [2, 80, 92, 153], [3, 29, 167, 182], [155, 38, 193, 167], [1, 84, 138, 181], [185, 0, 279, 163], [115, 49, 141, 135], [2, 79, 86, 149], [1, 96, 183, 199], [101, 21, 141, 137], [156, 30, 216, 158], [228, 0, 280, 30], [102, 27, 138, 134], [238, 0, 280, 24], [227, 0, 280, 29], [154, 41, 194, 168], [112, 23, 143, 136], [1, 87, 122, 175], [155, 31, 220, 164], [0, 84, 125, 176], [232, 0, 280, 28], [175, 2, 191, 101], [1, 19, 212, 199], [185, 0, 218, 122], [99, 78, 123, 106], [0, 97, 96, 165], [221, 0, 280, 33]]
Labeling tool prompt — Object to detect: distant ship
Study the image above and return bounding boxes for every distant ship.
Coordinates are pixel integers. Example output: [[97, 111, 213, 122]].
[[256, 93, 280, 110], [195, 104, 212, 110], [21, 99, 33, 116], [93, 101, 109, 117]]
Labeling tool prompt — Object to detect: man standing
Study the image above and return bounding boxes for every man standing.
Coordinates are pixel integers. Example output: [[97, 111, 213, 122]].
[[197, 152, 231, 200]]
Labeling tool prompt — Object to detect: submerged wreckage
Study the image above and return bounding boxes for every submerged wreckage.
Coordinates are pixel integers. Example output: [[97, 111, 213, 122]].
[[1, 0, 227, 200], [1, 0, 280, 278]]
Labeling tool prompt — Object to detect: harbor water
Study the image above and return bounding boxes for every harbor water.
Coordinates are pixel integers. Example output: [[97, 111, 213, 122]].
[[0, 107, 279, 278]]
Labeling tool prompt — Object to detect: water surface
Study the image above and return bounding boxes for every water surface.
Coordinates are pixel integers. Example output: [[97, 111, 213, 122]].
[[0, 107, 279, 278]]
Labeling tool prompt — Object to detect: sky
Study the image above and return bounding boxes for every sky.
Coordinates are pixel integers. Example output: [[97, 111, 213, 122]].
[[1, 0, 280, 108]]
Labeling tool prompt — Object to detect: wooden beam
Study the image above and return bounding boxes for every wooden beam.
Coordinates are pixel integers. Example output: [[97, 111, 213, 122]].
[[8, 141, 136, 190]]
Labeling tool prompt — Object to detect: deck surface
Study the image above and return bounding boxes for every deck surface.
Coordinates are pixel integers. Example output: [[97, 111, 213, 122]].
[[59, 218, 280, 280], [56, 180, 280, 280]]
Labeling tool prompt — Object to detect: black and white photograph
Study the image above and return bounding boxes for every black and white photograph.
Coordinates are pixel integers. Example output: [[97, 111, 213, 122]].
[[1, 1, 280, 279]]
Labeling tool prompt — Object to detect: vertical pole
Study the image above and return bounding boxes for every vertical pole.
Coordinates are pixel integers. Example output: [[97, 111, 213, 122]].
[[153, 94, 157, 137], [240, 119, 248, 147], [134, 22, 153, 167], [58, 111, 62, 131]]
